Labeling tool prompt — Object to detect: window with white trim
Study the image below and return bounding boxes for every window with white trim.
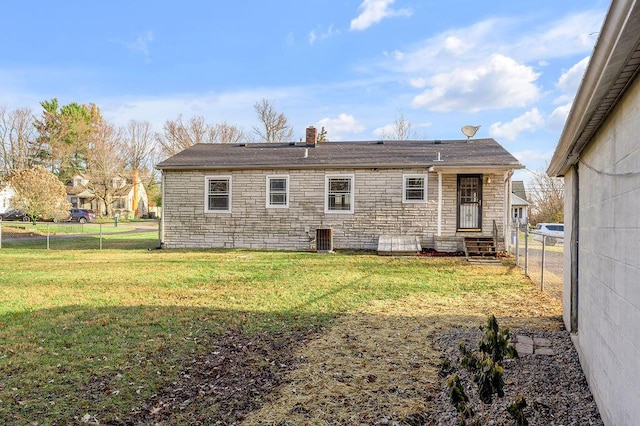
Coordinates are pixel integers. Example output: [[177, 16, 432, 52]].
[[266, 175, 289, 208], [205, 176, 231, 213], [403, 174, 427, 203], [325, 175, 354, 213]]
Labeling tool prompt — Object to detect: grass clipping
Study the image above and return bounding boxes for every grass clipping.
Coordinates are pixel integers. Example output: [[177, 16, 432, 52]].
[[242, 268, 562, 425]]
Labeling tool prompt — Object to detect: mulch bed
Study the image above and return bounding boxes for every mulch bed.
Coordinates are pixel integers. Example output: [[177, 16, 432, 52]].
[[123, 328, 316, 425]]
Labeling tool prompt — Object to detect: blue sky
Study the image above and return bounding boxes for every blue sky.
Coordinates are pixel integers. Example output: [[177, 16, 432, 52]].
[[0, 0, 609, 182]]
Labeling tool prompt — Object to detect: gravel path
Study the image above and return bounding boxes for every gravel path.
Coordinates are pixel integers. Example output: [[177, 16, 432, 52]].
[[428, 327, 603, 425]]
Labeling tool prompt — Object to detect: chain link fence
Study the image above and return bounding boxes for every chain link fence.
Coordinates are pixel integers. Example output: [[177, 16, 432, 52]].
[[508, 223, 564, 302], [0, 219, 161, 250]]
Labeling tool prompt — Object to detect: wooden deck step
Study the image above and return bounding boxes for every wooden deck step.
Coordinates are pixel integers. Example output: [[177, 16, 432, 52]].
[[464, 237, 497, 258]]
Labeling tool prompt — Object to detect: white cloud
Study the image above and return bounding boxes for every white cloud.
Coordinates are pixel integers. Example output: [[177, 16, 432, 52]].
[[309, 25, 340, 45], [556, 56, 590, 95], [126, 31, 154, 58], [350, 0, 412, 31], [109, 30, 155, 61], [547, 102, 573, 132], [317, 114, 365, 140], [373, 123, 395, 138], [411, 54, 541, 112], [490, 108, 545, 142], [512, 149, 554, 167], [511, 11, 604, 63]]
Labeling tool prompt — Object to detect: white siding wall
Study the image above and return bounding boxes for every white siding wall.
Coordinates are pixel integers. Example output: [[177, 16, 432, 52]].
[[565, 75, 640, 425], [163, 168, 506, 251]]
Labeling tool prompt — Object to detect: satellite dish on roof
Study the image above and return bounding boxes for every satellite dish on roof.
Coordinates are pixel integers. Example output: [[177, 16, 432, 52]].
[[461, 125, 481, 142]]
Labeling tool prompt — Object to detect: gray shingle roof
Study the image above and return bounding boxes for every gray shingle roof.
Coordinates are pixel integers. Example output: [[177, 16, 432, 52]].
[[156, 138, 523, 171], [511, 180, 528, 202]]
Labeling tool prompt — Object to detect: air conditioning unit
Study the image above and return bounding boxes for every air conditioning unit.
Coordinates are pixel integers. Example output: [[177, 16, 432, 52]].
[[316, 227, 333, 253]]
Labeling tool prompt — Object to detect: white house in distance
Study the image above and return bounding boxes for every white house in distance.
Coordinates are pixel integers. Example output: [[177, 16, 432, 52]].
[[0, 182, 16, 214], [510, 180, 529, 225], [548, 0, 640, 424]]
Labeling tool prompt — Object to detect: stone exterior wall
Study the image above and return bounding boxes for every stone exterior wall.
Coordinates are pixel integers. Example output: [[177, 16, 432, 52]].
[[162, 168, 506, 251], [562, 75, 640, 425]]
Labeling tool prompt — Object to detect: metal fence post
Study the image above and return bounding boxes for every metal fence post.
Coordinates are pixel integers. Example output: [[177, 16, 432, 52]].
[[99, 223, 103, 250], [524, 225, 529, 276], [541, 235, 546, 291], [0, 219, 2, 249], [47, 223, 50, 250], [515, 224, 520, 267]]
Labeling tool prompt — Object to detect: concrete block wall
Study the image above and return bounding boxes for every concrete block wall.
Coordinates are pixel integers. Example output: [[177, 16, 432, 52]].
[[162, 168, 507, 251], [565, 75, 640, 425]]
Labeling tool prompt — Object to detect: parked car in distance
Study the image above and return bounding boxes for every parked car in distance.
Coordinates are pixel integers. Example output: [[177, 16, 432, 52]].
[[68, 208, 96, 224], [0, 209, 31, 222], [532, 223, 564, 245]]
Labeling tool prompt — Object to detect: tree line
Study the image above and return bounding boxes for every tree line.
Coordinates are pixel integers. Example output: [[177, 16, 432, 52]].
[[0, 98, 299, 219]]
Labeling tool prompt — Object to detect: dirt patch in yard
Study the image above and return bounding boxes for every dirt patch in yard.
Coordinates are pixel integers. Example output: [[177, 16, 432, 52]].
[[240, 287, 563, 424]]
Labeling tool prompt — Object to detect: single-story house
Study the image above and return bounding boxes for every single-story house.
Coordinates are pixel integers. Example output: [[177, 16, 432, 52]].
[[67, 173, 149, 218], [547, 0, 640, 424], [157, 127, 523, 252], [510, 180, 530, 225]]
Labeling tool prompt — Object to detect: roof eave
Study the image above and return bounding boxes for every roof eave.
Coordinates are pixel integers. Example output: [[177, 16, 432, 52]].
[[157, 163, 523, 172]]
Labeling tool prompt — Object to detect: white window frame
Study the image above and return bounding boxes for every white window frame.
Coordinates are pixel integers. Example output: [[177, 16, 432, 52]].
[[325, 174, 354, 214], [204, 175, 232, 213], [403, 174, 427, 203], [266, 175, 289, 208]]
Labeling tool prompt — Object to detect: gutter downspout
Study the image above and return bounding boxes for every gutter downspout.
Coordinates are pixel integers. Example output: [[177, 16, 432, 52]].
[[437, 171, 443, 236], [570, 163, 579, 332], [505, 170, 513, 250]]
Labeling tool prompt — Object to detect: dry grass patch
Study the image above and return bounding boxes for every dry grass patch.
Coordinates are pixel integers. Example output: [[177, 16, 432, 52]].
[[242, 263, 562, 425]]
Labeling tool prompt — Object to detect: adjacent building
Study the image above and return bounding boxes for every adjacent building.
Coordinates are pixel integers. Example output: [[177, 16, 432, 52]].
[[548, 0, 640, 423]]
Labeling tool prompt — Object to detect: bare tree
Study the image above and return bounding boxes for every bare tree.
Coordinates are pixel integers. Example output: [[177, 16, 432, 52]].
[[84, 120, 128, 217], [7, 166, 71, 222], [253, 99, 294, 143], [528, 168, 564, 225], [125, 120, 154, 171], [155, 115, 211, 158], [0, 107, 42, 175], [379, 112, 416, 140], [209, 122, 249, 144]]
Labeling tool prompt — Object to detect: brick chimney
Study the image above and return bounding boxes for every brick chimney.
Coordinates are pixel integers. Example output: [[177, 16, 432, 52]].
[[306, 126, 318, 147]]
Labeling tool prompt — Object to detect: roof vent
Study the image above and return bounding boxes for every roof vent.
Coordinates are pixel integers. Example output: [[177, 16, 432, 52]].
[[238, 143, 247, 147], [376, 140, 384, 145], [434, 140, 441, 144], [289, 142, 296, 146]]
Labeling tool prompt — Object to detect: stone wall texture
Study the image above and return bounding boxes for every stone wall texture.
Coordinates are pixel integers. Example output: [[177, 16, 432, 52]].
[[162, 168, 506, 251]]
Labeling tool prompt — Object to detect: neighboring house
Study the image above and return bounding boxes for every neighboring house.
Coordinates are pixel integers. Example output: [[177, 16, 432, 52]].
[[66, 173, 149, 218], [510, 180, 529, 225], [0, 182, 16, 214], [548, 1, 640, 424], [157, 127, 523, 252]]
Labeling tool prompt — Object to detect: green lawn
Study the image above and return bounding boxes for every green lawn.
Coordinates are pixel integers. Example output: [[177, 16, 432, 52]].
[[0, 247, 560, 424]]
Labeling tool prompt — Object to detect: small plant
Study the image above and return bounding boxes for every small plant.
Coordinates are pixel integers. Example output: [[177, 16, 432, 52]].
[[474, 353, 504, 404], [507, 394, 528, 426], [447, 373, 474, 422], [446, 315, 520, 422], [478, 314, 518, 362]]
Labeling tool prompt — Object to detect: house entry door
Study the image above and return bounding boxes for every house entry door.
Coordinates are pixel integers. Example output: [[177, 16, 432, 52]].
[[457, 174, 482, 230]]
